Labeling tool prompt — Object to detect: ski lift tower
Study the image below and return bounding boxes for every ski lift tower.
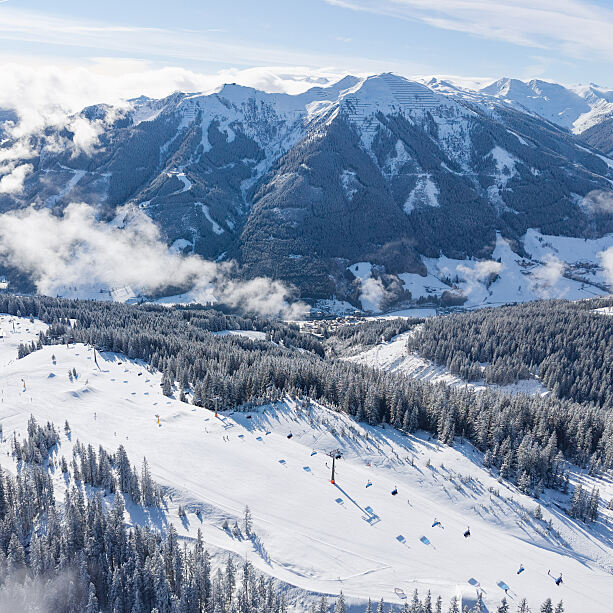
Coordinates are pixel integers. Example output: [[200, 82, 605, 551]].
[[206, 395, 222, 417], [327, 449, 342, 484]]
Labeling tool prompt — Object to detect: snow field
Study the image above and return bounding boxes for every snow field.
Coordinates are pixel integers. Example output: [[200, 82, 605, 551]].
[[0, 315, 612, 612]]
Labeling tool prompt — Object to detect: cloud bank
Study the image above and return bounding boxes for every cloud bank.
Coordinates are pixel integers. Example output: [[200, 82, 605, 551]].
[[0, 60, 350, 191], [0, 203, 307, 318]]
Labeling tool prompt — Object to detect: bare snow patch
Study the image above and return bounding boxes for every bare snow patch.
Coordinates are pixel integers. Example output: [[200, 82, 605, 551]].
[[340, 169, 360, 200], [198, 203, 224, 235], [489, 146, 518, 185], [404, 174, 439, 214]]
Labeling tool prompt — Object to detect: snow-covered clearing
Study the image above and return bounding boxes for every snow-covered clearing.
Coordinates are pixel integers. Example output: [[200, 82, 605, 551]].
[[403, 174, 439, 213], [211, 329, 267, 341], [0, 315, 611, 611], [595, 307, 613, 316], [198, 203, 224, 235], [345, 331, 550, 397]]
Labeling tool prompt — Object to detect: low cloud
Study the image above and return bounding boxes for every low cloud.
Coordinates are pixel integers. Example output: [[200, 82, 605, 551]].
[[600, 246, 613, 288], [0, 203, 308, 319], [581, 189, 613, 215], [359, 277, 389, 312], [0, 163, 33, 194], [455, 259, 503, 296], [531, 254, 565, 297], [0, 569, 76, 613]]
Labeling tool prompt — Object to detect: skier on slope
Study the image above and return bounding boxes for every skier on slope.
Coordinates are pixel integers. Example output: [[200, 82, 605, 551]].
[[517, 564, 525, 575], [432, 518, 444, 529], [463, 526, 471, 538]]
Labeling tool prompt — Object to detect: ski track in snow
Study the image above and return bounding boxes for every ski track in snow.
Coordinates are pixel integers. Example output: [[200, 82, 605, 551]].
[[0, 314, 612, 611]]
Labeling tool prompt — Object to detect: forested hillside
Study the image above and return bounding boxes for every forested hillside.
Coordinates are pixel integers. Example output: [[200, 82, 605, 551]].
[[406, 299, 613, 409], [4, 295, 612, 496]]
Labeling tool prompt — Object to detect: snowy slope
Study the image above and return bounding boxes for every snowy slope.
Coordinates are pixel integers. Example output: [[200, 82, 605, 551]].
[[396, 233, 612, 311], [1, 315, 612, 612], [345, 330, 550, 397]]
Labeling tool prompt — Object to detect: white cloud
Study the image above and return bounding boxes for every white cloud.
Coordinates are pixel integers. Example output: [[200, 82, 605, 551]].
[[600, 247, 613, 288], [359, 277, 388, 312], [326, 0, 613, 61], [0, 163, 33, 194], [581, 189, 613, 214], [0, 7, 417, 75], [0, 203, 307, 318], [530, 254, 565, 297], [456, 260, 503, 296]]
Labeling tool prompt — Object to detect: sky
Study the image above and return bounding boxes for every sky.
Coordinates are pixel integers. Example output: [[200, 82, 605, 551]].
[[1, 0, 613, 89]]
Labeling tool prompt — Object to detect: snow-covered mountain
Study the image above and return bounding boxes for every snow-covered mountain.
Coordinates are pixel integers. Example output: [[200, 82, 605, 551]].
[[477, 78, 613, 133], [1, 73, 612, 309]]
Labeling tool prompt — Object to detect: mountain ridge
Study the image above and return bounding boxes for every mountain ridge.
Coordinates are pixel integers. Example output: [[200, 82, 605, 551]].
[[1, 73, 612, 309]]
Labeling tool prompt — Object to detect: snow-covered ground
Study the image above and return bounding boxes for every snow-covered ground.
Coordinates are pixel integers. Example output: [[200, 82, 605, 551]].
[[345, 331, 550, 397], [211, 329, 267, 341], [397, 232, 612, 311], [595, 306, 613, 316], [1, 315, 612, 612]]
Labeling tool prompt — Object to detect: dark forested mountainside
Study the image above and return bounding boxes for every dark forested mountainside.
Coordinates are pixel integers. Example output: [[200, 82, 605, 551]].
[[4, 296, 613, 493], [581, 117, 613, 156], [406, 299, 613, 409]]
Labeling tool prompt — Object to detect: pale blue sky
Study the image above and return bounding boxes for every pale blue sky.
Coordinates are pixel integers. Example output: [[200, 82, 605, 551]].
[[1, 0, 613, 87]]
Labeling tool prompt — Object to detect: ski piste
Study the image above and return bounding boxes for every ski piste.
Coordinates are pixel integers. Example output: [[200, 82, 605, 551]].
[[0, 314, 611, 611]]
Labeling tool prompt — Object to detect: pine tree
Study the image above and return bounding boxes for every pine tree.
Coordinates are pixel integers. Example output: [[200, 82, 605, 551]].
[[435, 595, 443, 613], [540, 599, 553, 613], [554, 601, 564, 613], [7, 534, 25, 570], [85, 582, 99, 613], [423, 590, 433, 613], [497, 597, 509, 613], [335, 592, 347, 613], [244, 505, 253, 537], [409, 589, 422, 613], [534, 505, 543, 520], [320, 595, 329, 613]]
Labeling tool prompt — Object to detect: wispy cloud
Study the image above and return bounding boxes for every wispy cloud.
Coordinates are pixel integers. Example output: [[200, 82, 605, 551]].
[[530, 254, 566, 298], [0, 203, 308, 318], [326, 0, 613, 61], [0, 6, 419, 74]]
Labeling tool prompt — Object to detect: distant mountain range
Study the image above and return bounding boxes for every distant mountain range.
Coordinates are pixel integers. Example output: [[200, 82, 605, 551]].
[[1, 73, 612, 310]]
